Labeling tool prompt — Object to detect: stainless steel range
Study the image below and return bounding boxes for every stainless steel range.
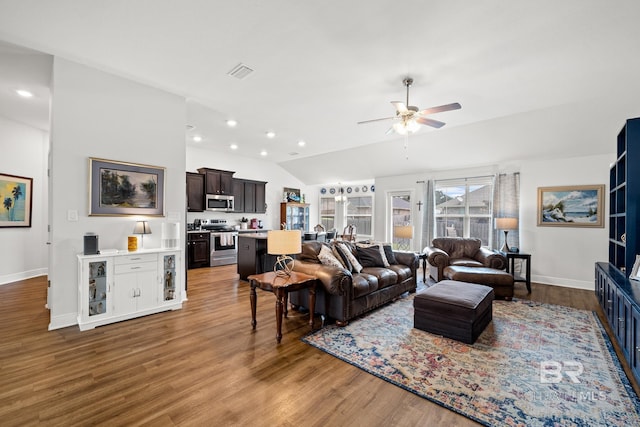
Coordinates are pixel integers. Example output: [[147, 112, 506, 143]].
[[201, 219, 238, 266]]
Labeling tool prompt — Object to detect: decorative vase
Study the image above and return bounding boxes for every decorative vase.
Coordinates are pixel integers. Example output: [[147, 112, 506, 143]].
[[128, 236, 138, 251]]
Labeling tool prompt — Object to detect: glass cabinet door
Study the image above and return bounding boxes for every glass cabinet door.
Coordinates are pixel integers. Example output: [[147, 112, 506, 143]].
[[162, 253, 177, 301], [88, 260, 108, 316]]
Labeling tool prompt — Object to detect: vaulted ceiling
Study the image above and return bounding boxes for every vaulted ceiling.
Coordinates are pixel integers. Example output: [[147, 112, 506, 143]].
[[1, 1, 640, 184]]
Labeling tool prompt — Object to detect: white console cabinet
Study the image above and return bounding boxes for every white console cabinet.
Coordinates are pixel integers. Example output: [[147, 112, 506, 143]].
[[77, 249, 184, 331]]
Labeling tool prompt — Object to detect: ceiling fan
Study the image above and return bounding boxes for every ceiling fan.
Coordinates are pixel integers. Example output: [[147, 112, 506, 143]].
[[358, 77, 461, 135]]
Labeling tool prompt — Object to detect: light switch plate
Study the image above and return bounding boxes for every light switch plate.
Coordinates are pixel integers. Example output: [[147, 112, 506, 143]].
[[67, 210, 78, 221]]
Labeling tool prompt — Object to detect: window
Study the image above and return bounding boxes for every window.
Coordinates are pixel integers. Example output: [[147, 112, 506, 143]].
[[434, 176, 494, 246], [319, 189, 373, 239], [319, 197, 336, 230], [346, 195, 372, 238]]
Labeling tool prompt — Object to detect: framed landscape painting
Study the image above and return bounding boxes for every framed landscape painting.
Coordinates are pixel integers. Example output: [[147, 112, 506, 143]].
[[89, 158, 165, 216], [537, 184, 604, 227], [0, 173, 33, 228]]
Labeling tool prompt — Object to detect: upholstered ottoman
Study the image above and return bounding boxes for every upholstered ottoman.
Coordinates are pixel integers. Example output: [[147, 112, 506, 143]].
[[414, 280, 494, 344], [443, 265, 514, 300]]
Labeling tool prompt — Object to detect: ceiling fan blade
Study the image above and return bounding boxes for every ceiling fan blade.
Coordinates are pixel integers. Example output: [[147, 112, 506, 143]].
[[391, 101, 408, 113], [415, 117, 446, 128], [357, 116, 395, 125], [418, 102, 462, 116]]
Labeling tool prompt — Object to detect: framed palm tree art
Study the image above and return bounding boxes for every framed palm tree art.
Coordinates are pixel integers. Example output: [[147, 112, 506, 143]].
[[0, 173, 33, 228]]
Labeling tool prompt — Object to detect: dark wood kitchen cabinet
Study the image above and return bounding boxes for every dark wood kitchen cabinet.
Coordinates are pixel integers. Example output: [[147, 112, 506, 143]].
[[187, 232, 210, 269], [232, 179, 245, 213], [231, 178, 267, 213], [186, 172, 205, 212], [197, 168, 234, 195]]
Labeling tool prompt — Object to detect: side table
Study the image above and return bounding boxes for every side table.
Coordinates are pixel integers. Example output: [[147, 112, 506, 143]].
[[247, 271, 317, 343], [503, 252, 531, 293], [418, 252, 428, 283]]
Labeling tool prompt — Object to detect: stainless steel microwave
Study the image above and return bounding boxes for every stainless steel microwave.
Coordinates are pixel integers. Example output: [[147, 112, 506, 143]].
[[206, 194, 234, 212]]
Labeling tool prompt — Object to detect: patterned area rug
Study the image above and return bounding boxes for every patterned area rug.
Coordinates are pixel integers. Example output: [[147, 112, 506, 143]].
[[302, 296, 640, 426]]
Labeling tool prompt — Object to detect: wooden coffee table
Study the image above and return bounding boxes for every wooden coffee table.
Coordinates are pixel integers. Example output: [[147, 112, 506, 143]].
[[247, 271, 317, 343]]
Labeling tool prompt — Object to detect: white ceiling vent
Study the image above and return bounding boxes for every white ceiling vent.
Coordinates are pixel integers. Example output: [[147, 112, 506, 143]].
[[227, 63, 254, 80]]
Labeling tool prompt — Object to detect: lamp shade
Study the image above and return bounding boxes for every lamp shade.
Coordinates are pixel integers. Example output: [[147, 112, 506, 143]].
[[494, 217, 518, 230], [394, 225, 414, 239], [133, 221, 152, 235], [267, 230, 302, 255]]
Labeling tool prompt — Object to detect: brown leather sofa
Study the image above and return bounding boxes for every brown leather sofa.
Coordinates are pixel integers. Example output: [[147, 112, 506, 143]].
[[289, 241, 418, 326], [424, 237, 507, 282]]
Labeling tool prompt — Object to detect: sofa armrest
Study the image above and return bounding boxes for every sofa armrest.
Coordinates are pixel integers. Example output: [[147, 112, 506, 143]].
[[291, 260, 352, 296], [424, 246, 449, 267], [475, 247, 507, 270], [393, 251, 419, 270]]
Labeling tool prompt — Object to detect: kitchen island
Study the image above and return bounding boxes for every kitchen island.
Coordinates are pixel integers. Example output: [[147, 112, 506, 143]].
[[237, 233, 278, 280]]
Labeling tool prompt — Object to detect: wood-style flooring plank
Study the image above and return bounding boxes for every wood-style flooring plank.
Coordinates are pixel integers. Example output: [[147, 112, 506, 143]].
[[0, 265, 633, 426]]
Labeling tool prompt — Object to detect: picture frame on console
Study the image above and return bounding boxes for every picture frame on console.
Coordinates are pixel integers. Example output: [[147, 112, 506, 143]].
[[0, 172, 33, 228], [536, 184, 604, 228], [89, 158, 165, 216], [630, 255, 640, 281]]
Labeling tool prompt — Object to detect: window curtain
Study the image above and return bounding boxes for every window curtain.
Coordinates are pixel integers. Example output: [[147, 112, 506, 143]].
[[420, 180, 435, 250], [493, 172, 520, 250]]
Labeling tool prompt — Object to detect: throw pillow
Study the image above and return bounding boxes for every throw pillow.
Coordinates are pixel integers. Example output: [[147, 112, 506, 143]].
[[337, 242, 363, 273], [382, 244, 397, 265], [318, 244, 344, 269], [331, 244, 349, 269], [356, 242, 390, 267], [356, 245, 387, 268]]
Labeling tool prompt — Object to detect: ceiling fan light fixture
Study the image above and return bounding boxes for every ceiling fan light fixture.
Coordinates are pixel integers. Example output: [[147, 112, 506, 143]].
[[393, 117, 420, 135]]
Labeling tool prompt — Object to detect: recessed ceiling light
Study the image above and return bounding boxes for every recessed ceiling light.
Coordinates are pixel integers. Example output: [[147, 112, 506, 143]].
[[260, 150, 268, 156], [297, 140, 306, 147], [230, 143, 238, 150], [226, 119, 237, 127], [16, 89, 33, 98], [192, 135, 202, 142], [266, 131, 276, 139]]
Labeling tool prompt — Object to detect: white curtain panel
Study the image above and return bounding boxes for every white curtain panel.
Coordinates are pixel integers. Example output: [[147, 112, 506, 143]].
[[493, 172, 521, 250]]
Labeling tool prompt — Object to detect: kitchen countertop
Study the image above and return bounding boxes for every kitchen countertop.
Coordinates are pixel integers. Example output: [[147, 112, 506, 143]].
[[237, 232, 269, 239]]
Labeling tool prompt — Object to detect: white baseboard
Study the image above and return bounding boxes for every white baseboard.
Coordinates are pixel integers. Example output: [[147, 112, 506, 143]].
[[532, 274, 593, 290], [0, 268, 48, 286], [48, 312, 78, 331]]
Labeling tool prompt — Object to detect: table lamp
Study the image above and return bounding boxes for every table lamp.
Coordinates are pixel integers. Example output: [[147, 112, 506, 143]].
[[495, 217, 518, 252], [394, 225, 414, 250], [133, 220, 152, 249], [268, 230, 302, 276]]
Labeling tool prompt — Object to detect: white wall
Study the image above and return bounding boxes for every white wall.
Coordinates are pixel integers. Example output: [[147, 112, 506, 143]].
[[521, 153, 612, 289], [48, 58, 186, 330], [0, 116, 48, 284], [186, 146, 307, 230]]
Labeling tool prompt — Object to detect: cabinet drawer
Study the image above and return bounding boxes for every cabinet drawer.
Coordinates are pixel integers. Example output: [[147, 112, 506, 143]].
[[115, 253, 157, 265], [115, 261, 156, 274]]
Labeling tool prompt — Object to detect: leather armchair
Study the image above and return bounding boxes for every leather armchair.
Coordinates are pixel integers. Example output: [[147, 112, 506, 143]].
[[424, 237, 506, 282]]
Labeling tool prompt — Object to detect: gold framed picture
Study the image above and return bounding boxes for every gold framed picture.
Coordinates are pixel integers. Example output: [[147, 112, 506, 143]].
[[537, 185, 604, 227]]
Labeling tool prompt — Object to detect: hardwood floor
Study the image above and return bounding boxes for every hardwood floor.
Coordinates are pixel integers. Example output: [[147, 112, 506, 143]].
[[0, 266, 634, 426]]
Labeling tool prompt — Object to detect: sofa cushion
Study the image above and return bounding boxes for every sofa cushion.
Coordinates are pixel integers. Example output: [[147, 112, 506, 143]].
[[450, 258, 484, 268], [352, 273, 379, 298], [433, 237, 481, 259], [387, 264, 412, 282], [361, 267, 398, 289]]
